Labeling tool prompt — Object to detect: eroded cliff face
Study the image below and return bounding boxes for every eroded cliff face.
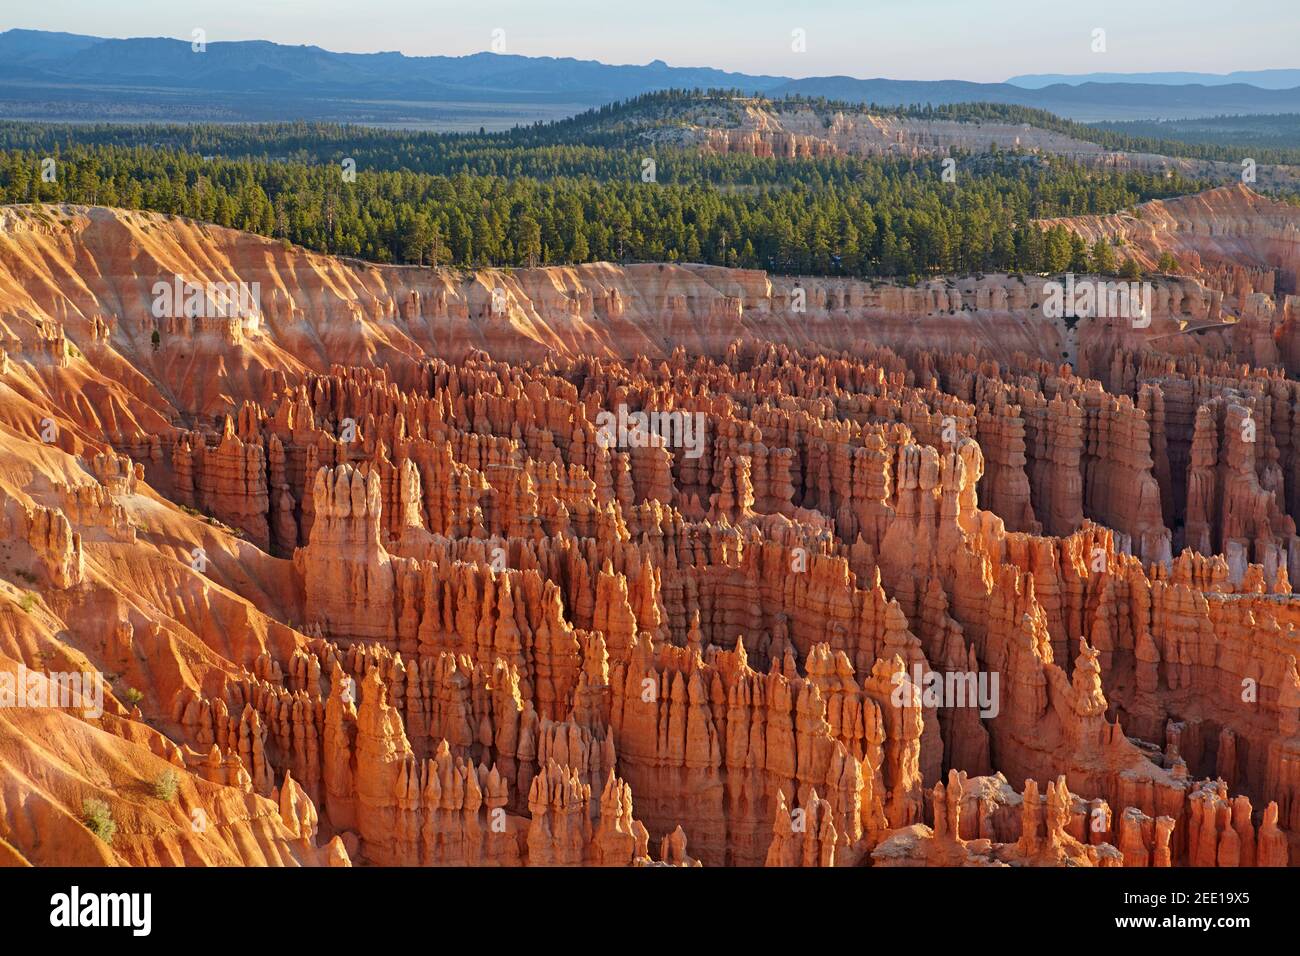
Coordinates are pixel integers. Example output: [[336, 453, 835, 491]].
[[0, 204, 1083, 380], [4, 198, 1298, 403], [687, 102, 1110, 161], [1039, 186, 1300, 377], [1044, 184, 1300, 288], [675, 102, 1300, 191], [0, 201, 1297, 867]]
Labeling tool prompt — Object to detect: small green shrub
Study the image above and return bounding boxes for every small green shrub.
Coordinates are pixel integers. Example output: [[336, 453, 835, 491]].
[[18, 591, 35, 613], [83, 798, 116, 844], [124, 687, 144, 706], [152, 770, 180, 802]]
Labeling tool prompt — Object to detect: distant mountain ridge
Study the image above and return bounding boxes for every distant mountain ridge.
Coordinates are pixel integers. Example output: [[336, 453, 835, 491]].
[[1007, 69, 1300, 90], [1, 28, 1298, 126], [765, 76, 1300, 121], [0, 29, 786, 101]]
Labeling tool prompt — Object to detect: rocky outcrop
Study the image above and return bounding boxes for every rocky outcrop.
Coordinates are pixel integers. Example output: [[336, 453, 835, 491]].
[[687, 102, 1300, 192]]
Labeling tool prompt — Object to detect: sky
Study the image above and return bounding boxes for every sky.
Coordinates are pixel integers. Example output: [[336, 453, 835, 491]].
[[6, 0, 1297, 82]]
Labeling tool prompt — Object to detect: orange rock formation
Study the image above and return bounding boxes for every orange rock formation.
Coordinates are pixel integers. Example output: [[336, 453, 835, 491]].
[[0, 200, 1296, 867]]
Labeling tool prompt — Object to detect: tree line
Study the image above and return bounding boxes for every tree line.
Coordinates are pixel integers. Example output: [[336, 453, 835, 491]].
[[0, 110, 1209, 278]]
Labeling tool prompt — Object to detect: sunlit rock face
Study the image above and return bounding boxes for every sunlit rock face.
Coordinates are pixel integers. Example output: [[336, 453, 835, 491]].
[[0, 202, 1295, 867]]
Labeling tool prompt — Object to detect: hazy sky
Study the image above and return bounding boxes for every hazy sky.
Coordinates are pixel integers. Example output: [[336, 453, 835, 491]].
[[7, 0, 1297, 82]]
